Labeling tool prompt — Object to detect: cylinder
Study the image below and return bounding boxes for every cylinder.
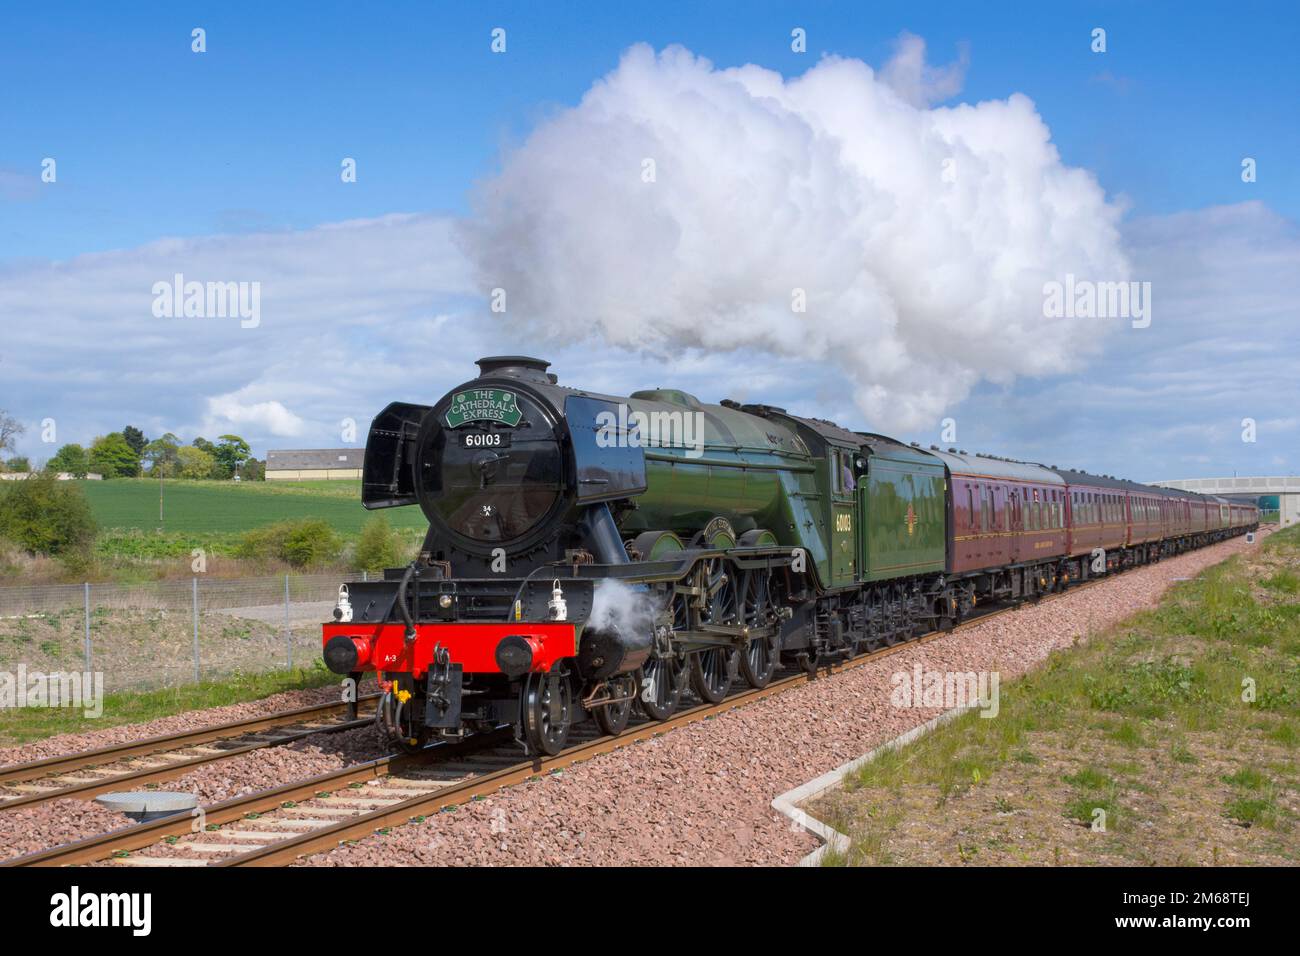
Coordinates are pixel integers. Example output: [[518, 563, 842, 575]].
[[577, 624, 652, 681]]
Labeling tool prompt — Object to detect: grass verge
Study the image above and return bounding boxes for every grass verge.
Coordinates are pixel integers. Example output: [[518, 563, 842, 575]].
[[809, 526, 1300, 866]]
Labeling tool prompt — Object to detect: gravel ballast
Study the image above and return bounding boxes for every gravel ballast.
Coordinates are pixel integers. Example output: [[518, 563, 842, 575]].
[[297, 534, 1261, 867], [0, 798, 135, 860], [0, 724, 389, 862]]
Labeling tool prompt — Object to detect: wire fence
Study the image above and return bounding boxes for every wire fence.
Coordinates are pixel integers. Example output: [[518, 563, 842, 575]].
[[0, 572, 376, 694]]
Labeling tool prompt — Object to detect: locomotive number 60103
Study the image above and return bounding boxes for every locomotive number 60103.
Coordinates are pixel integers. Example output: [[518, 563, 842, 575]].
[[460, 431, 510, 448]]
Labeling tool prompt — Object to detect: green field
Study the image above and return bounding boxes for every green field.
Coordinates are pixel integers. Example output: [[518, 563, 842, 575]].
[[79, 478, 427, 536]]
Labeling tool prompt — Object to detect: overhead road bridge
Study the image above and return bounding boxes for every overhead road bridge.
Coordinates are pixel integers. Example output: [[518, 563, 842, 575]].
[[1153, 476, 1299, 527]]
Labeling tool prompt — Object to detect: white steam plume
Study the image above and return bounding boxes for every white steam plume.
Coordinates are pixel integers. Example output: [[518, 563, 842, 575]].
[[459, 39, 1130, 431], [588, 580, 658, 640]]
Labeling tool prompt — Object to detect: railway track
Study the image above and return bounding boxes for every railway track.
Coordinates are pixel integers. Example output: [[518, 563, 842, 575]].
[[7, 584, 1094, 868], [0, 695, 379, 812]]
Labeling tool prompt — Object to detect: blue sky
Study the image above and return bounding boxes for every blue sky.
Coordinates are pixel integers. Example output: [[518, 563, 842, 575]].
[[1, 1, 1297, 480]]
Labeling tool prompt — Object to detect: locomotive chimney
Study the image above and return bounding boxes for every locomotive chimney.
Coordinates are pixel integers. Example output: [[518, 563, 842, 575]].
[[475, 355, 552, 383]]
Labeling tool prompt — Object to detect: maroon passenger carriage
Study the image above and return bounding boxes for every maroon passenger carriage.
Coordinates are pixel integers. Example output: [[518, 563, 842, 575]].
[[907, 448, 1258, 615]]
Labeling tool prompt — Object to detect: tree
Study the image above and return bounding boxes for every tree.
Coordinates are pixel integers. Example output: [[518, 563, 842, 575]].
[[0, 410, 23, 456], [121, 426, 148, 459], [47, 444, 91, 478], [176, 445, 216, 480], [192, 437, 224, 478], [89, 433, 141, 478], [0, 470, 97, 559], [5, 456, 31, 473], [354, 514, 404, 571], [143, 433, 182, 478], [214, 435, 252, 479]]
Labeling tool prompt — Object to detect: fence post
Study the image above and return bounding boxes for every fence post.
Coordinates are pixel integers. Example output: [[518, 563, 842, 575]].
[[284, 574, 291, 670], [192, 577, 200, 683], [83, 582, 92, 674], [363, 570, 368, 582]]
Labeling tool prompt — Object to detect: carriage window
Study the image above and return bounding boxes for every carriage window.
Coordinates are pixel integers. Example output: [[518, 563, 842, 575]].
[[981, 486, 990, 532], [967, 487, 975, 531]]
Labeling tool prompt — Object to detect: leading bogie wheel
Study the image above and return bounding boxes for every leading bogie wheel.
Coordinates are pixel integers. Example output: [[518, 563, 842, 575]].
[[521, 671, 574, 756], [593, 674, 635, 736]]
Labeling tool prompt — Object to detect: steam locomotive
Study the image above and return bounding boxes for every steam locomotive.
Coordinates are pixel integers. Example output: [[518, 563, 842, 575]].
[[322, 356, 1258, 755]]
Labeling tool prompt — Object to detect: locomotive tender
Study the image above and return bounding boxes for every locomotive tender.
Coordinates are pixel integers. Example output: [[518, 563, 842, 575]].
[[322, 356, 1258, 755]]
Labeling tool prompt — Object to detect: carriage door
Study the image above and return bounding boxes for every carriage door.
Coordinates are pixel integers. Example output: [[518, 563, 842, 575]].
[[1006, 489, 1020, 564]]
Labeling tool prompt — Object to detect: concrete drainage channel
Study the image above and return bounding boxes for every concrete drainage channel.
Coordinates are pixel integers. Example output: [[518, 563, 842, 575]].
[[95, 791, 199, 824], [773, 703, 975, 867]]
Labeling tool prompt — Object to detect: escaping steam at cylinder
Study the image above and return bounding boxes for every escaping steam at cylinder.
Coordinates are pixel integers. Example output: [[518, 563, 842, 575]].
[[588, 580, 659, 642], [577, 580, 659, 681]]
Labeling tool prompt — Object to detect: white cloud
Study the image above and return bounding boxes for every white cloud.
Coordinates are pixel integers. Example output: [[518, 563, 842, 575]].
[[204, 389, 305, 437], [458, 41, 1129, 431], [943, 201, 1300, 480], [0, 213, 479, 458], [880, 32, 970, 106]]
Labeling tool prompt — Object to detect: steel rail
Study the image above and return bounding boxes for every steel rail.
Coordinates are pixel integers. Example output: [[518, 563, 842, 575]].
[[0, 695, 379, 809]]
